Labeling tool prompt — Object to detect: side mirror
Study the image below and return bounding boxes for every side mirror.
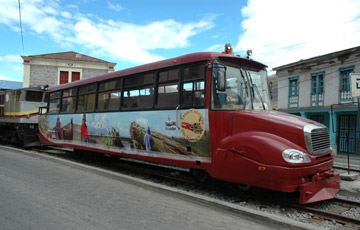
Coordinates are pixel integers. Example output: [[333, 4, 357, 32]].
[[217, 69, 226, 91]]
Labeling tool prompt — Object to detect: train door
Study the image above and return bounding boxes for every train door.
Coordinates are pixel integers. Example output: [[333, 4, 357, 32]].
[[338, 115, 356, 153]]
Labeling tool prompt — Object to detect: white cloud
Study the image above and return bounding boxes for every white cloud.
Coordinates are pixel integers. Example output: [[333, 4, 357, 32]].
[[0, 55, 22, 63], [236, 0, 360, 70], [61, 11, 72, 19], [0, 55, 23, 81], [69, 15, 215, 64], [205, 44, 224, 52], [0, 0, 215, 65], [108, 2, 124, 12], [0, 74, 22, 81]]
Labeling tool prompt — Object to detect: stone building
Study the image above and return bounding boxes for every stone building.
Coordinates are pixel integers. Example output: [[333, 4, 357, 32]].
[[22, 52, 116, 88], [273, 46, 360, 154]]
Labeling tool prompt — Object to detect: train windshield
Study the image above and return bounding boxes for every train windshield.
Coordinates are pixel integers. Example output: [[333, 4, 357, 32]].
[[211, 62, 271, 111]]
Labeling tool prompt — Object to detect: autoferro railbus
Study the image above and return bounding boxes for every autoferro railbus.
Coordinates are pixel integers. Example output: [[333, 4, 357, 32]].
[[39, 48, 340, 204]]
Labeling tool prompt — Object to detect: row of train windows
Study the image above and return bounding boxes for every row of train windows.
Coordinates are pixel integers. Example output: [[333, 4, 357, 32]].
[[0, 91, 45, 104], [48, 64, 206, 114]]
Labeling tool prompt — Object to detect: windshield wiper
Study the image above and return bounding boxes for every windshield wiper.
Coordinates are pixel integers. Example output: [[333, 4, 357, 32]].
[[240, 69, 250, 110], [246, 71, 265, 110]]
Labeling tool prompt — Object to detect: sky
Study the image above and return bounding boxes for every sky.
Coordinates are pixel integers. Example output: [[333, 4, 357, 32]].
[[1, 0, 360, 82]]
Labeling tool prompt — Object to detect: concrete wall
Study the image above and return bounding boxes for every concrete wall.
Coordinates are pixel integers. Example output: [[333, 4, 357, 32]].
[[83, 68, 108, 79], [29, 65, 58, 87]]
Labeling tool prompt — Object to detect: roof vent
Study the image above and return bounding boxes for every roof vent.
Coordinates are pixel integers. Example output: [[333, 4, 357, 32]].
[[76, 53, 82, 58]]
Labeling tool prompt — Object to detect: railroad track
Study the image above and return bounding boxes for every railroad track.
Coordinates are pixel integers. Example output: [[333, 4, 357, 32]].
[[282, 198, 360, 228], [30, 146, 360, 229]]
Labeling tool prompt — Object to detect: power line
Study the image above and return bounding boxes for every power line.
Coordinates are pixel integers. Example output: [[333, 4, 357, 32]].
[[18, 0, 25, 54]]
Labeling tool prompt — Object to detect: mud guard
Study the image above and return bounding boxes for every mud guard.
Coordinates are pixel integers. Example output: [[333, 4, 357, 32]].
[[299, 170, 340, 204]]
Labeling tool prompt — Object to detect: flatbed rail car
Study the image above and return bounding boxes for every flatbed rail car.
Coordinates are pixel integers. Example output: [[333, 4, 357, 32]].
[[38, 50, 340, 204], [0, 87, 47, 147]]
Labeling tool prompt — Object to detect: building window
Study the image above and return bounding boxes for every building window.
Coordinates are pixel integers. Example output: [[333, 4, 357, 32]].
[[58, 69, 82, 85], [72, 72, 80, 82], [339, 66, 353, 103], [60, 71, 69, 84], [311, 72, 324, 107], [288, 76, 299, 108]]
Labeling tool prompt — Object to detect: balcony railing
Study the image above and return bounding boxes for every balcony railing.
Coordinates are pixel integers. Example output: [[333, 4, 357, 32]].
[[339, 91, 352, 103], [311, 93, 324, 106], [289, 96, 298, 108]]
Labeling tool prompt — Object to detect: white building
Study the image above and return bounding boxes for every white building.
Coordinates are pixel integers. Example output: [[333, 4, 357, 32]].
[[22, 51, 116, 88]]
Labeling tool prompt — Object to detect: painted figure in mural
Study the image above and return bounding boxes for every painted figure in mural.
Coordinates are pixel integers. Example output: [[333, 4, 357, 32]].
[[81, 114, 89, 143], [55, 116, 62, 139], [144, 126, 154, 151]]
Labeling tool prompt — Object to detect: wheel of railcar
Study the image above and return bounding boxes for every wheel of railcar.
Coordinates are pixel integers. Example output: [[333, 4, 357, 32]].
[[71, 149, 85, 158], [235, 183, 251, 192], [190, 168, 211, 184]]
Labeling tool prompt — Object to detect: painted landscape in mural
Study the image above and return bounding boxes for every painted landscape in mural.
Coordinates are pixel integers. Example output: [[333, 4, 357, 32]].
[[39, 109, 210, 158]]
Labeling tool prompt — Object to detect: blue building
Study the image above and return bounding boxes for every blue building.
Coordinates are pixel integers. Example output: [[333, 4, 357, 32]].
[[273, 46, 360, 155]]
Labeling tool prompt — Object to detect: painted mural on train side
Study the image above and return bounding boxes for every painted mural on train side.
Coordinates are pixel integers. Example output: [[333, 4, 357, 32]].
[[39, 109, 210, 158]]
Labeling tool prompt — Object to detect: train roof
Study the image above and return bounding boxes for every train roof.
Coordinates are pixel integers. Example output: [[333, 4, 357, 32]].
[[49, 52, 267, 92], [0, 86, 46, 92]]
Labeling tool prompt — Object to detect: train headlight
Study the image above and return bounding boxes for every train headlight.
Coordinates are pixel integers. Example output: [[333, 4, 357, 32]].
[[282, 149, 311, 163]]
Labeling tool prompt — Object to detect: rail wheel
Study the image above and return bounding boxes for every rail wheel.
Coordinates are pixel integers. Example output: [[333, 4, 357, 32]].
[[190, 168, 211, 184], [234, 183, 251, 192]]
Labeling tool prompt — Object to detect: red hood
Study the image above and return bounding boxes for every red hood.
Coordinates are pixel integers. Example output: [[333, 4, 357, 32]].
[[232, 110, 318, 151]]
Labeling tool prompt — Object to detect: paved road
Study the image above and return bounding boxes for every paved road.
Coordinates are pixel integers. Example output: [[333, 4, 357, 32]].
[[0, 147, 311, 230]]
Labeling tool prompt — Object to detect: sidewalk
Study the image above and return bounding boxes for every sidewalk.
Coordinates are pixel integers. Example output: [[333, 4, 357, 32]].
[[333, 153, 360, 198], [334, 152, 360, 169]]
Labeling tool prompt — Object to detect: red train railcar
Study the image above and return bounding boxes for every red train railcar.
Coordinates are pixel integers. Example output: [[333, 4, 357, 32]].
[[39, 49, 340, 204]]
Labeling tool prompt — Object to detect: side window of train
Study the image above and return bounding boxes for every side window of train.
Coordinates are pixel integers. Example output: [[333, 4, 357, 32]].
[[0, 93, 4, 105], [97, 79, 121, 111], [49, 91, 61, 114], [61, 88, 77, 113], [157, 69, 179, 108], [122, 73, 154, 110], [25, 91, 43, 102], [77, 83, 96, 112], [15, 90, 21, 101], [182, 64, 205, 108]]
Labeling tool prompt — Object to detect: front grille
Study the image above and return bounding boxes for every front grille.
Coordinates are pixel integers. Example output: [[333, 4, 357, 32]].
[[304, 124, 330, 154]]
